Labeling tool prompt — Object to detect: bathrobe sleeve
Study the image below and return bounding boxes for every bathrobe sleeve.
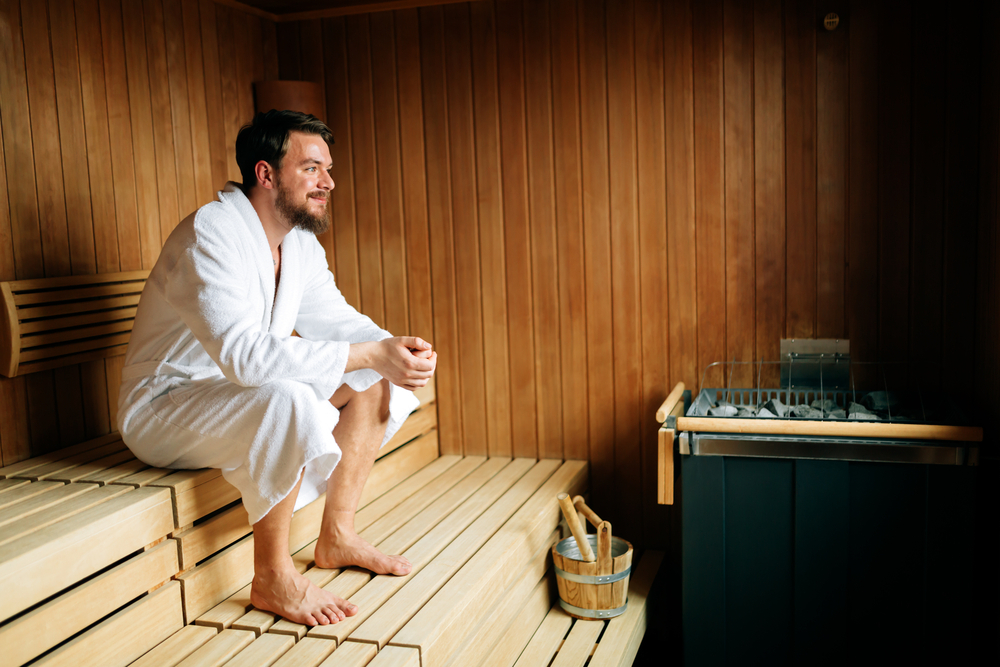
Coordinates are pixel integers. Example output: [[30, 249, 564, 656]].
[[162, 216, 350, 391], [294, 234, 392, 392]]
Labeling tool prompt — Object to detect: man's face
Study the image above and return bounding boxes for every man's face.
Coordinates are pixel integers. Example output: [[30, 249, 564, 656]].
[[272, 131, 335, 235]]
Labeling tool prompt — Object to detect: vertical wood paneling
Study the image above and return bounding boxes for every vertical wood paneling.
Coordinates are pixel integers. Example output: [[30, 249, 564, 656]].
[[523, 0, 561, 460], [0, 0, 44, 279], [664, 0, 698, 393], [692, 0, 726, 390], [76, 0, 121, 273], [607, 0, 642, 545], [722, 0, 754, 388], [579, 0, 614, 505], [470, 0, 512, 458], [22, 0, 72, 277], [323, 17, 361, 308], [100, 0, 143, 271], [784, 0, 816, 340], [753, 0, 785, 388], [199, 0, 228, 194], [848, 0, 879, 383], [216, 5, 242, 183], [183, 0, 214, 208], [876, 0, 910, 368], [635, 0, 669, 549], [419, 6, 462, 455], [550, 0, 589, 461], [444, 4, 488, 456], [370, 12, 409, 338], [347, 15, 386, 325], [50, 0, 97, 276], [144, 0, 181, 242], [395, 9, 434, 343], [164, 0, 198, 220], [815, 1, 848, 339]]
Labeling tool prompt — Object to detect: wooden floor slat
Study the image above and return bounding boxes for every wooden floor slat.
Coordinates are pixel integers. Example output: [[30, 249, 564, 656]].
[[175, 628, 255, 667], [218, 631, 293, 667], [130, 625, 219, 667], [321, 641, 377, 667], [588, 551, 664, 667], [268, 636, 336, 667], [308, 458, 543, 644], [512, 605, 573, 667]]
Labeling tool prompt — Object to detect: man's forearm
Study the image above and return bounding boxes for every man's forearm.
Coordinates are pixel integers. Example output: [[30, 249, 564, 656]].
[[344, 341, 379, 373]]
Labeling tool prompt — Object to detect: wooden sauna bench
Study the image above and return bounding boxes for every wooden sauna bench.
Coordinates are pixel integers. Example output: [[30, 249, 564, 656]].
[[0, 271, 661, 666]]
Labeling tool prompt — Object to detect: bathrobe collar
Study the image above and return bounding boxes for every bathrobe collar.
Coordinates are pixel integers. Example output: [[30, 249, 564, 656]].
[[218, 182, 301, 333]]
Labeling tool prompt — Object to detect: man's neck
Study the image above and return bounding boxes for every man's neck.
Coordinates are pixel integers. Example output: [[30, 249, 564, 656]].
[[245, 184, 292, 254]]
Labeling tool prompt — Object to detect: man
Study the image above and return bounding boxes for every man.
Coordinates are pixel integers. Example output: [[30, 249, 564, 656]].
[[118, 110, 436, 626]]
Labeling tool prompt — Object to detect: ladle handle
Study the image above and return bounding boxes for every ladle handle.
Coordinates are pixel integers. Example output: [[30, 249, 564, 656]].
[[557, 493, 595, 562], [573, 496, 603, 529], [597, 521, 613, 573]]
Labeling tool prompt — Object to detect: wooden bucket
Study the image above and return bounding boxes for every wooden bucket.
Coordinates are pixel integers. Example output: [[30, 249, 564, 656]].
[[552, 497, 633, 620]]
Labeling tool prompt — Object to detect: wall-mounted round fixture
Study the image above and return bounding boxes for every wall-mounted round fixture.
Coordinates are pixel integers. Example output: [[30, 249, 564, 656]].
[[824, 12, 840, 30]]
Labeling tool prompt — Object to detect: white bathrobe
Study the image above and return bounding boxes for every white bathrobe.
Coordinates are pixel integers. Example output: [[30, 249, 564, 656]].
[[118, 183, 418, 524]]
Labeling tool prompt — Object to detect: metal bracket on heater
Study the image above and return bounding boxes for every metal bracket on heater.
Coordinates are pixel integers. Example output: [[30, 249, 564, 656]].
[[679, 432, 691, 455]]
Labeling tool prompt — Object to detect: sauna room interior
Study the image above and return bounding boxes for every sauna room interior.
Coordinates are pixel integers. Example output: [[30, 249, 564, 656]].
[[1, 0, 999, 664]]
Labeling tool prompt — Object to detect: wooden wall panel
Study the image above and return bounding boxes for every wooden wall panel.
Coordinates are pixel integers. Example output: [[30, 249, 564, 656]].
[[1, 0, 994, 557], [0, 0, 277, 465]]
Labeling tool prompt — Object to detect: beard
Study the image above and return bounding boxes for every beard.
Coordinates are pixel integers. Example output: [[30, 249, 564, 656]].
[[275, 181, 330, 235]]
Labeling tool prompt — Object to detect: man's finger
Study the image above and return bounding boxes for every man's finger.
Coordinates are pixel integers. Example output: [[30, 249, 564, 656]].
[[400, 336, 431, 350]]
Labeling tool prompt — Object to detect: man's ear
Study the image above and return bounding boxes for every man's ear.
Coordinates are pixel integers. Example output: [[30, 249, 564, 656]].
[[254, 160, 277, 190]]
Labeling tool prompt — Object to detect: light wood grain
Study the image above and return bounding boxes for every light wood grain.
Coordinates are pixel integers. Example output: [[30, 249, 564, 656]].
[[321, 641, 377, 667], [478, 576, 553, 667], [216, 631, 294, 667], [269, 637, 337, 667], [655, 382, 686, 423], [34, 581, 184, 667], [0, 540, 178, 665], [676, 416, 983, 442], [550, 616, 603, 667], [176, 628, 255, 667], [511, 605, 573, 667], [387, 461, 587, 666], [130, 625, 219, 667], [0, 486, 173, 619], [589, 551, 664, 667], [558, 492, 594, 561]]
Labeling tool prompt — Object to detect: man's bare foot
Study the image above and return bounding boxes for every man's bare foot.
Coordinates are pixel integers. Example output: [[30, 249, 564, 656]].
[[250, 566, 358, 626], [315, 529, 412, 575]]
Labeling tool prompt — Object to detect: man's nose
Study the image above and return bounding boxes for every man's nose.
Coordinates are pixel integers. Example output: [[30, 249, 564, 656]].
[[320, 170, 335, 190]]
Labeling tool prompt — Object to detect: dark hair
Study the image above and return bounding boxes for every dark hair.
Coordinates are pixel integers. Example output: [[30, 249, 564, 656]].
[[235, 110, 334, 189]]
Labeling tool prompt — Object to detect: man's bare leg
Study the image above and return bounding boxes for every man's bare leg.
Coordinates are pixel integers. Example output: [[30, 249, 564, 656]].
[[314, 379, 411, 575], [250, 476, 358, 625]]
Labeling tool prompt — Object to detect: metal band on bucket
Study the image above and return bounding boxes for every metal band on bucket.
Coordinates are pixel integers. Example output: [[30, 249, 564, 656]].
[[558, 598, 628, 619], [554, 565, 632, 585]]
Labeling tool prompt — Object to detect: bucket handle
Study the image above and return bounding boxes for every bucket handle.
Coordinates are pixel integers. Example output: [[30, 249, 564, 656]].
[[573, 496, 613, 569], [557, 493, 595, 562]]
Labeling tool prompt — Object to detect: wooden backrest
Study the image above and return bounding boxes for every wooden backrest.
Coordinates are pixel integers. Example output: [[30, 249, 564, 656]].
[[0, 270, 149, 377]]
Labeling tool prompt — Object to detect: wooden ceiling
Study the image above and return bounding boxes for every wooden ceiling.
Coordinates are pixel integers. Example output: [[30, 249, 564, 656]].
[[222, 0, 470, 21]]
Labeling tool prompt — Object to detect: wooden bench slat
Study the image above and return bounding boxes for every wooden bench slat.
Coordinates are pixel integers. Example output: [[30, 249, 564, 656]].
[[184, 436, 440, 624], [17, 293, 142, 321], [78, 458, 148, 485], [380, 403, 437, 457], [18, 330, 131, 363], [0, 540, 179, 666], [175, 628, 256, 667], [113, 466, 173, 487], [0, 486, 173, 619], [479, 577, 555, 667], [225, 632, 295, 667], [5, 269, 149, 293], [176, 503, 250, 570], [512, 605, 573, 667], [45, 449, 137, 483], [269, 637, 337, 667], [550, 616, 604, 667], [0, 478, 30, 494], [320, 641, 377, 667], [267, 457, 500, 639], [0, 481, 97, 529], [19, 304, 138, 334], [15, 343, 131, 375], [12, 279, 146, 306], [129, 625, 219, 667], [0, 479, 63, 510], [0, 431, 122, 478], [22, 317, 135, 348], [387, 461, 588, 666], [0, 483, 117, 544], [33, 581, 184, 667], [313, 458, 550, 645], [588, 551, 664, 667], [442, 529, 558, 667], [17, 440, 127, 480], [366, 645, 421, 667]]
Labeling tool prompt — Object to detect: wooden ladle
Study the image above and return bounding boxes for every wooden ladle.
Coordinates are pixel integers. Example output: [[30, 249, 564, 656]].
[[557, 492, 595, 562], [574, 496, 612, 573]]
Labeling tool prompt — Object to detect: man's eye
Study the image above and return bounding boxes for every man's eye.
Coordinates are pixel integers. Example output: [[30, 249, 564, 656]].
[[306, 167, 316, 172]]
